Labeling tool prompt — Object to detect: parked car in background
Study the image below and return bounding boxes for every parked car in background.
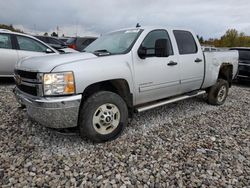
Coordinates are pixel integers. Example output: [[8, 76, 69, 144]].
[[14, 26, 238, 142], [58, 37, 69, 43], [230, 47, 250, 81], [202, 46, 219, 52], [34, 35, 67, 49], [0, 29, 58, 77], [66, 37, 97, 51], [33, 35, 78, 53]]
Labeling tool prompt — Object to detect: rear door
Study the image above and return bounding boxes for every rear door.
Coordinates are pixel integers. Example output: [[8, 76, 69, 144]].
[[173, 30, 204, 93], [15, 35, 55, 61], [133, 30, 181, 105], [0, 33, 18, 76]]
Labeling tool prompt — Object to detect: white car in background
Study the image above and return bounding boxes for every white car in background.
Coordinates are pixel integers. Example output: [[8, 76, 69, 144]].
[[0, 29, 78, 77], [202, 46, 219, 52]]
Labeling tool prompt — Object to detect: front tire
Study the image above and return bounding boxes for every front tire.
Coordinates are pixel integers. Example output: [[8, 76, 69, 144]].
[[207, 79, 229, 105], [79, 91, 128, 142]]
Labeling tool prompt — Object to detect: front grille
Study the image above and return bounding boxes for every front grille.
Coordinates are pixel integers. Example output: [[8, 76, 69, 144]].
[[17, 84, 38, 96], [14, 69, 41, 96], [14, 69, 38, 80]]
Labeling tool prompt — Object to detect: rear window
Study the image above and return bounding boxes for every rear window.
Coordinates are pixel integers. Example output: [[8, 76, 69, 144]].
[[173, 30, 197, 55]]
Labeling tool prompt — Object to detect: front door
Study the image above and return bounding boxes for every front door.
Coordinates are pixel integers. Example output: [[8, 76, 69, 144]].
[[133, 30, 181, 105], [15, 35, 54, 64]]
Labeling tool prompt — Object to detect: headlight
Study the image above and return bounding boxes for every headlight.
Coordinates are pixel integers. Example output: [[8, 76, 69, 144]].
[[43, 72, 75, 96]]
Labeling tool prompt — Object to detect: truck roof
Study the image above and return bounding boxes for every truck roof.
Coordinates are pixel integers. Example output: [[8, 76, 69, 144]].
[[109, 26, 193, 34]]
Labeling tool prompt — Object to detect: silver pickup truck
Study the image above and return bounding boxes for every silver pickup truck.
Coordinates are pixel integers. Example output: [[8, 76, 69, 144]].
[[14, 27, 238, 142]]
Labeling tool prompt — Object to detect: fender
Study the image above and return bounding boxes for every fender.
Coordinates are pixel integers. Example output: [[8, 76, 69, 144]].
[[52, 53, 136, 103]]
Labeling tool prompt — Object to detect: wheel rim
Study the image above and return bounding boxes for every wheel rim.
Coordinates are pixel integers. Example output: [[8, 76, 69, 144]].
[[217, 85, 227, 102], [92, 103, 121, 135]]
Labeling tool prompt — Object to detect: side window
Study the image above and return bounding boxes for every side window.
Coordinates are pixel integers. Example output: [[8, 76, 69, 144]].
[[0, 34, 12, 49], [141, 30, 173, 57], [173, 30, 197, 55], [16, 35, 48, 52]]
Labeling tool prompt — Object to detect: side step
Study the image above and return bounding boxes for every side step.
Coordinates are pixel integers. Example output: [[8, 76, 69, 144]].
[[136, 90, 206, 113]]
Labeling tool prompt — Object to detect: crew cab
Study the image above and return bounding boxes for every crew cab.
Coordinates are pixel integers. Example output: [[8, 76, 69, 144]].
[[14, 26, 238, 142]]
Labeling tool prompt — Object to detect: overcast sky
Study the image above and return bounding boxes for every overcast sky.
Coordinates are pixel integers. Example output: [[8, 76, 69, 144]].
[[0, 0, 250, 39]]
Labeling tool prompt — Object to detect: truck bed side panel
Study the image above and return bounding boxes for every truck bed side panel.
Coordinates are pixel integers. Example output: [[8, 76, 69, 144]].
[[202, 51, 238, 89]]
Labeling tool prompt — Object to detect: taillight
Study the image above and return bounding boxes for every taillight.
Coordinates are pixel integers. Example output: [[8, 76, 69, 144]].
[[68, 44, 76, 49]]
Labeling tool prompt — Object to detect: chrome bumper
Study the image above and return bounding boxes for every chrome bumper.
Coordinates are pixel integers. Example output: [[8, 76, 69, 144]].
[[14, 88, 82, 128]]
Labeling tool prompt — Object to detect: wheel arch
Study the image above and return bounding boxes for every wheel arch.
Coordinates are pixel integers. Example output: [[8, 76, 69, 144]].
[[218, 63, 233, 87], [80, 79, 134, 117]]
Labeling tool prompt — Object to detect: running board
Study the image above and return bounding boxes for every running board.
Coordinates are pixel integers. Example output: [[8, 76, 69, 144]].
[[136, 90, 206, 113]]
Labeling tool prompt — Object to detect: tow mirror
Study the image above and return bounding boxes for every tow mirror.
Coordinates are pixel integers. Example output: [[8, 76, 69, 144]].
[[138, 47, 147, 59], [155, 39, 169, 57]]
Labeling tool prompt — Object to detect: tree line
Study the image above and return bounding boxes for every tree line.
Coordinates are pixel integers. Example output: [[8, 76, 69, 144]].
[[0, 24, 23, 33], [198, 29, 250, 47], [0, 24, 59, 37]]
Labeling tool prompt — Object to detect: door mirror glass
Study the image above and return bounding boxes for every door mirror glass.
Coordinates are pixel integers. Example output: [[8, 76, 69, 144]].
[[138, 46, 147, 59], [45, 48, 53, 53], [155, 39, 169, 57]]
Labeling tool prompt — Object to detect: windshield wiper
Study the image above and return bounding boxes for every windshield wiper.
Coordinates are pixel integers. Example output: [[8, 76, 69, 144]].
[[93, 49, 112, 56]]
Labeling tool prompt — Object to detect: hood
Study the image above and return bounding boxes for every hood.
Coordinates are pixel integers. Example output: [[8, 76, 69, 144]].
[[16, 52, 97, 72]]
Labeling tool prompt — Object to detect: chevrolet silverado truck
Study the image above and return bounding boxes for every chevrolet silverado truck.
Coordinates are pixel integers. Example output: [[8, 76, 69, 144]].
[[14, 27, 238, 142]]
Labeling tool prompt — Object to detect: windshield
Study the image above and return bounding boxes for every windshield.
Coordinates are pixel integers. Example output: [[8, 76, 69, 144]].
[[84, 29, 142, 55]]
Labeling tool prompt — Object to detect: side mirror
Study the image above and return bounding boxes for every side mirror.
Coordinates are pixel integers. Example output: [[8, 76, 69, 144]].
[[45, 48, 54, 54], [155, 39, 170, 57], [138, 47, 147, 59]]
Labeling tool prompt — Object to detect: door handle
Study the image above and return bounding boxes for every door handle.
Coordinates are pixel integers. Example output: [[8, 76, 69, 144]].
[[195, 58, 202, 63], [167, 61, 178, 66]]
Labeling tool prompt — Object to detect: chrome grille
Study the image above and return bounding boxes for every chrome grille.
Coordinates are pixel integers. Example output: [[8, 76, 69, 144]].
[[14, 69, 42, 96], [14, 69, 38, 80]]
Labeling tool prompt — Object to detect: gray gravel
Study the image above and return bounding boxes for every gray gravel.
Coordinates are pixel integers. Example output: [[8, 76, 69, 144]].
[[0, 81, 249, 187]]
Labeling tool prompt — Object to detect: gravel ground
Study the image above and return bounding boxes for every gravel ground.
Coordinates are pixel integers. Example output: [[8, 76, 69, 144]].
[[0, 80, 249, 187]]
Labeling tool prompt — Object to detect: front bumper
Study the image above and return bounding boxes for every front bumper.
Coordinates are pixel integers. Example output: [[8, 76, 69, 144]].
[[14, 88, 82, 128]]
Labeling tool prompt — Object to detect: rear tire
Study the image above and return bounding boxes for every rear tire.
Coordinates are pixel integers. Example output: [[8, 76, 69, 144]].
[[207, 79, 229, 105], [79, 91, 128, 142]]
